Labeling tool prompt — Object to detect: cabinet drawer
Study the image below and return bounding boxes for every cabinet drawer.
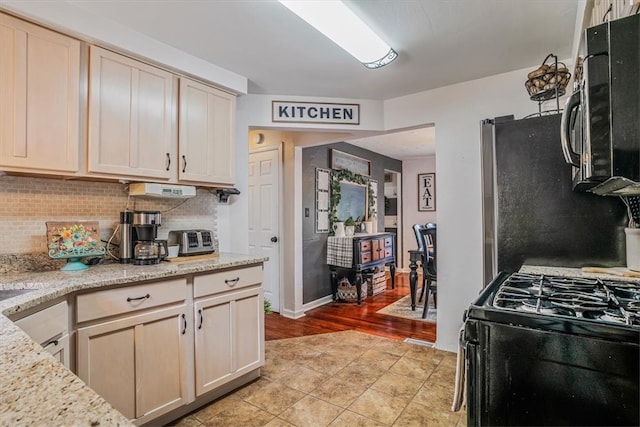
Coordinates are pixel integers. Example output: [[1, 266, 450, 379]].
[[385, 248, 393, 258], [359, 240, 371, 251], [360, 252, 372, 264], [15, 301, 68, 345], [77, 278, 187, 323], [194, 265, 262, 299], [384, 237, 393, 248]]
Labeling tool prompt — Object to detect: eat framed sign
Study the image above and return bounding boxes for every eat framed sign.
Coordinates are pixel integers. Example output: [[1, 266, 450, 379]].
[[418, 173, 436, 211]]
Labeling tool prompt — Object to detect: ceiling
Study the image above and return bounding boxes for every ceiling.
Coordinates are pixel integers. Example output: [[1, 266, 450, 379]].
[[65, 0, 581, 160]]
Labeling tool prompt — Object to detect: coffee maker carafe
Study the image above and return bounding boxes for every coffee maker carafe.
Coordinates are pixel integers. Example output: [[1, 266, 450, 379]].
[[119, 210, 166, 265]]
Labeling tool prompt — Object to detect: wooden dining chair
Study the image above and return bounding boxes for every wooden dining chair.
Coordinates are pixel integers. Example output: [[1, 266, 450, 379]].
[[421, 223, 437, 318], [412, 224, 428, 301]]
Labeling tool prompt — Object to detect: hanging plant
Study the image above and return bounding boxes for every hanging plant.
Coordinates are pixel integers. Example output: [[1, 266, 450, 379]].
[[329, 169, 376, 235]]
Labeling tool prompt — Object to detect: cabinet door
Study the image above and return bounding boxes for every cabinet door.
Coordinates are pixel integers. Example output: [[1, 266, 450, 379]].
[[0, 12, 80, 173], [194, 287, 263, 396], [87, 46, 175, 179], [42, 334, 71, 370], [372, 238, 386, 262], [179, 77, 235, 185], [15, 300, 71, 370], [76, 304, 189, 422], [194, 293, 232, 396], [234, 290, 264, 374]]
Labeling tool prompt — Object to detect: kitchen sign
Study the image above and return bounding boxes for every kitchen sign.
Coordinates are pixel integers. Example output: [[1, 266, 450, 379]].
[[272, 101, 360, 125]]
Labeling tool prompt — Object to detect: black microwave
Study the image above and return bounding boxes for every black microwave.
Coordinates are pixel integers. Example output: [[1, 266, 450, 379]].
[[561, 13, 640, 194]]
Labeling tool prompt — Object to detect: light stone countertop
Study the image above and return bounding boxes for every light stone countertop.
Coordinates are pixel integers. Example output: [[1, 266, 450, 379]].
[[519, 264, 640, 282], [0, 253, 266, 426]]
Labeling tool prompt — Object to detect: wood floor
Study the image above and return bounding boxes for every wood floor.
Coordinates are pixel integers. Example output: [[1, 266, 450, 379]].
[[265, 272, 436, 343]]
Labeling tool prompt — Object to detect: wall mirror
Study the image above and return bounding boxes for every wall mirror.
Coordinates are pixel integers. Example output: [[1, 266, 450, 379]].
[[329, 169, 376, 234], [335, 181, 368, 222]]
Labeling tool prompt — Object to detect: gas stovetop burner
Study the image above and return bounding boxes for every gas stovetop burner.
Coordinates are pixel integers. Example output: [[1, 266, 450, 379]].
[[493, 273, 640, 328], [521, 300, 575, 316]]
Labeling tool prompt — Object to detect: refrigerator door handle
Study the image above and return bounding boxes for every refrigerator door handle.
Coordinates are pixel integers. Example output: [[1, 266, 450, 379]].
[[560, 90, 581, 167]]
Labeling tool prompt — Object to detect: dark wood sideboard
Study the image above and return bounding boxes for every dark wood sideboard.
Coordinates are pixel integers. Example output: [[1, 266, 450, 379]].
[[327, 232, 396, 304]]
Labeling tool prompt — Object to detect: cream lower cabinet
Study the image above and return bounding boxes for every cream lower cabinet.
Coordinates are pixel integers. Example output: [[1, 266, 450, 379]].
[[0, 12, 81, 174], [75, 267, 263, 425], [77, 304, 190, 424], [194, 287, 263, 396], [14, 300, 71, 369], [76, 278, 190, 424]]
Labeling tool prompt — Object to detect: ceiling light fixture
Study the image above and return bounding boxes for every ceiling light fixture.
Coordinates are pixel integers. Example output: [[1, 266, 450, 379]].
[[279, 0, 397, 69]]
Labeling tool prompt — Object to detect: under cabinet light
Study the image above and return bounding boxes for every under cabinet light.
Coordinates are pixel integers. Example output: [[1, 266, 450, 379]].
[[279, 0, 397, 69]]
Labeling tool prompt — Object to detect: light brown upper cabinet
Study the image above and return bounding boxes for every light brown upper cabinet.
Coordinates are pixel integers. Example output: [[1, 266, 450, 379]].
[[0, 12, 81, 174], [179, 78, 236, 185], [87, 45, 176, 180]]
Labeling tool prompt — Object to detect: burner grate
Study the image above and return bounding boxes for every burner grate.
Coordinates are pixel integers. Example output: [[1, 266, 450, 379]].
[[493, 274, 640, 327]]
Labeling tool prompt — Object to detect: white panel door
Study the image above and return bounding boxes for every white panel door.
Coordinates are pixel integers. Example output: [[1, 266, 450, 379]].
[[248, 147, 281, 312]]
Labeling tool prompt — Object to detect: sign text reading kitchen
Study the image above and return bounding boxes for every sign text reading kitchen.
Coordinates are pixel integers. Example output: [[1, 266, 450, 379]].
[[272, 101, 360, 125]]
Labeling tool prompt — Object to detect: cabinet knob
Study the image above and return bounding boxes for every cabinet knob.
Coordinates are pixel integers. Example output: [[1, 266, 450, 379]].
[[271, 236, 278, 243]]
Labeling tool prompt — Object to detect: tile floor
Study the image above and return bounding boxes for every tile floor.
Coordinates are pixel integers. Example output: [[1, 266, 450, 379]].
[[173, 330, 467, 427]]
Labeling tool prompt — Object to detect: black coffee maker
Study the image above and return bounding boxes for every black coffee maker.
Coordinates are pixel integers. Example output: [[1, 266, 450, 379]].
[[119, 211, 167, 265]]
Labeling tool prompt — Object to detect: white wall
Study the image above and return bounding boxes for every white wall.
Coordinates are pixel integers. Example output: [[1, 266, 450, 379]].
[[384, 66, 564, 351], [401, 156, 437, 270]]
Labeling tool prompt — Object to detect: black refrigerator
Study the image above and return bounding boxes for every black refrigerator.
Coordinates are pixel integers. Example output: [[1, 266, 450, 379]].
[[481, 113, 627, 286]]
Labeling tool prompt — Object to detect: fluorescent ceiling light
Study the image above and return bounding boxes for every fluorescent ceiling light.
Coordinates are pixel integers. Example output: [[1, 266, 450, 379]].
[[279, 0, 397, 69]]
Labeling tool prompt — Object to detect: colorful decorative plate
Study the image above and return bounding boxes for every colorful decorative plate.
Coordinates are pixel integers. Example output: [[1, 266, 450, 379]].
[[46, 221, 106, 271]]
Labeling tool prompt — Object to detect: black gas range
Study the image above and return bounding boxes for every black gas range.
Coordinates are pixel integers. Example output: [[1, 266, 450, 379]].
[[454, 271, 640, 426]]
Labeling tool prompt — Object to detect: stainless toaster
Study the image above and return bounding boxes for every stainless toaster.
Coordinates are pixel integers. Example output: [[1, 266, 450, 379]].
[[167, 230, 216, 256]]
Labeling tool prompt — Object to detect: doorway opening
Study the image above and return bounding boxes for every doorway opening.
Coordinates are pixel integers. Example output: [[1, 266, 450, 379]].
[[383, 170, 402, 266]]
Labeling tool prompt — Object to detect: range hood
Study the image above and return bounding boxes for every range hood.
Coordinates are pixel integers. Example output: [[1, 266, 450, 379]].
[[589, 177, 640, 196], [128, 183, 196, 198]]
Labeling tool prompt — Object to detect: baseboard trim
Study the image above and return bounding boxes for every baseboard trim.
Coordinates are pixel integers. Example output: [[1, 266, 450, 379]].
[[278, 295, 335, 319], [278, 308, 305, 319], [303, 295, 334, 312]]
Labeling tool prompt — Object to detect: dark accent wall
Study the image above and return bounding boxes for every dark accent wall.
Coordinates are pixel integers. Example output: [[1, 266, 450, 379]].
[[302, 142, 402, 304]]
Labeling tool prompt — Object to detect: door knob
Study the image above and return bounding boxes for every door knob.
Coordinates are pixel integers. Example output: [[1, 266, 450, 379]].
[[271, 236, 278, 243]]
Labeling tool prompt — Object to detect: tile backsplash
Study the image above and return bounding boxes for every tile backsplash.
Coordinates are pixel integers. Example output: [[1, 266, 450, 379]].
[[0, 176, 218, 255]]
